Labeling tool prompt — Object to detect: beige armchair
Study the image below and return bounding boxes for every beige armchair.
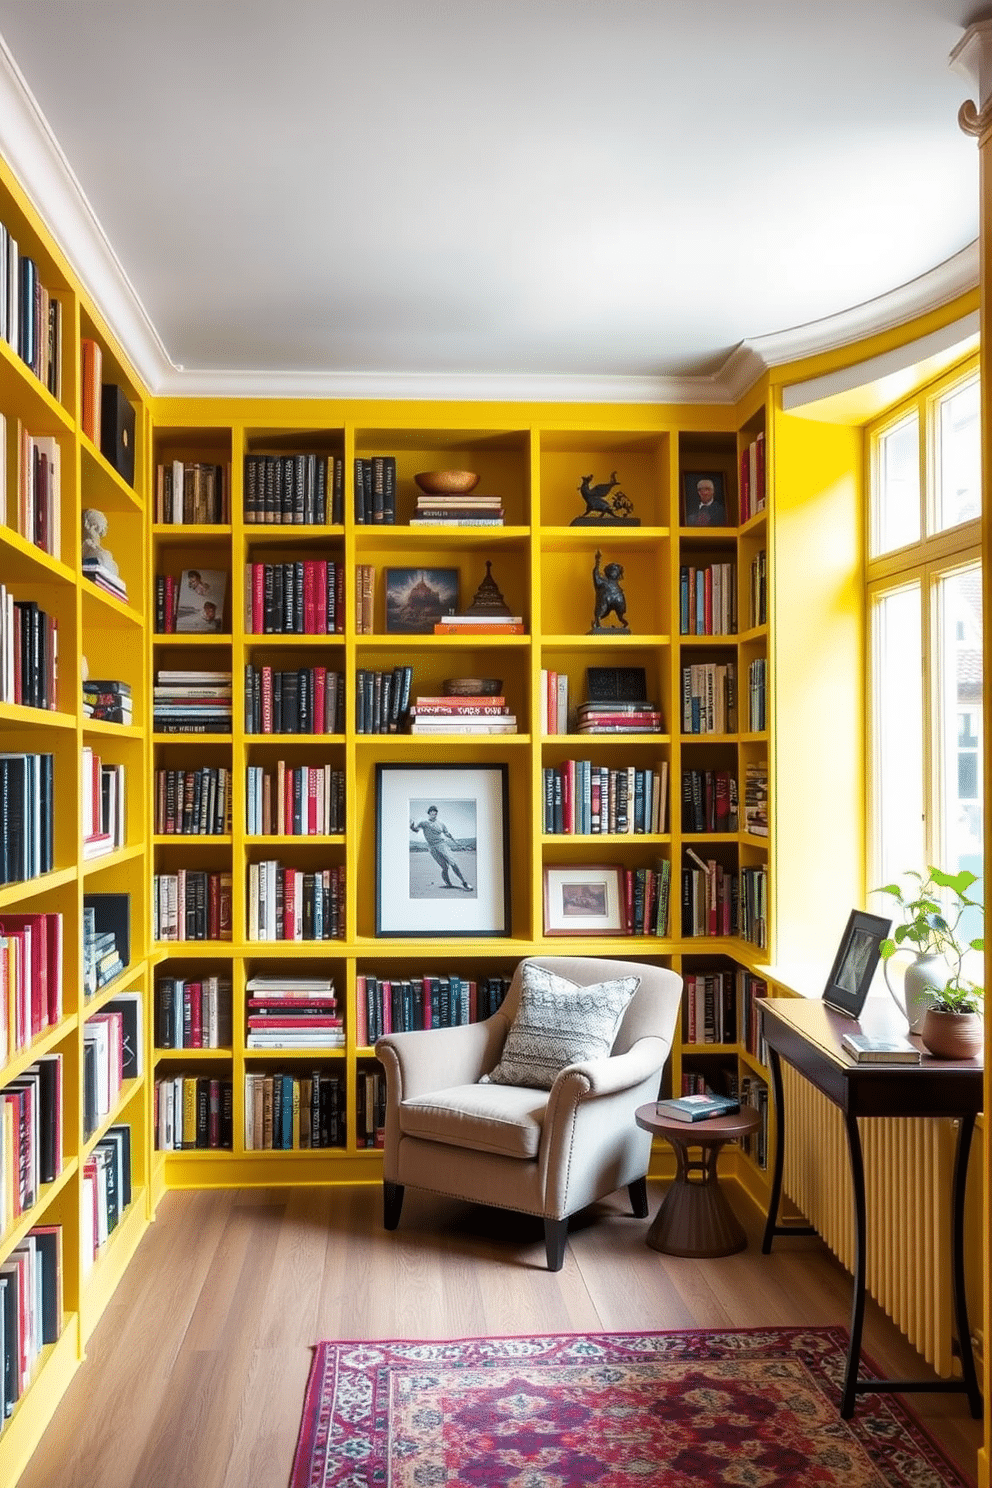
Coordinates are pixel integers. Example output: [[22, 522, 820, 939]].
[[375, 955, 683, 1270]]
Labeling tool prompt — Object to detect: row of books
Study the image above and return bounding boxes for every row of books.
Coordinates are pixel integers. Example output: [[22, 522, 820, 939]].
[[739, 431, 767, 524], [408, 692, 517, 735], [356, 1066, 386, 1148], [542, 762, 668, 835], [682, 852, 736, 938], [0, 589, 57, 711], [574, 699, 663, 735], [247, 862, 345, 942], [355, 563, 375, 633], [246, 974, 342, 1049], [83, 894, 129, 1000], [82, 678, 132, 725], [82, 1126, 133, 1272], [0, 911, 62, 1057], [83, 1006, 131, 1139], [739, 972, 769, 1061], [0, 1224, 63, 1421], [0, 752, 54, 886], [1, 1054, 62, 1229], [154, 569, 228, 634], [739, 1073, 770, 1168], [245, 763, 345, 837], [679, 562, 737, 636], [353, 456, 396, 525], [245, 1070, 345, 1149], [13, 426, 62, 559], [244, 560, 346, 635], [155, 460, 229, 525], [155, 1076, 233, 1151], [744, 762, 768, 837], [681, 770, 739, 834], [739, 865, 768, 949], [747, 658, 768, 732], [152, 871, 233, 942], [155, 975, 233, 1050], [154, 670, 232, 735], [154, 766, 232, 836], [356, 972, 511, 1045], [355, 666, 413, 734], [81, 748, 126, 859], [683, 970, 741, 1044], [2, 228, 62, 397], [681, 662, 737, 735], [244, 664, 345, 735], [623, 861, 673, 938], [245, 453, 344, 525], [540, 669, 571, 734], [748, 549, 767, 628]]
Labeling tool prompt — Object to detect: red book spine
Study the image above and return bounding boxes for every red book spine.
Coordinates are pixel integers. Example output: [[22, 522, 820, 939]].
[[304, 561, 316, 634], [252, 563, 264, 634], [316, 563, 328, 635], [308, 767, 319, 834], [313, 668, 326, 735]]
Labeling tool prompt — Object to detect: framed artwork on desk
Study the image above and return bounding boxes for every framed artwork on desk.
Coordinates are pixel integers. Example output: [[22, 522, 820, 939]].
[[822, 909, 892, 1018]]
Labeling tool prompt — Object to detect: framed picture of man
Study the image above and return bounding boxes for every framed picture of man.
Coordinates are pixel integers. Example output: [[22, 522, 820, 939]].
[[375, 763, 510, 936], [682, 471, 729, 528]]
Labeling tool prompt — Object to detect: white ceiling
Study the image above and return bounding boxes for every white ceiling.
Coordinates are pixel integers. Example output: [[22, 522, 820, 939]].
[[0, 0, 984, 401]]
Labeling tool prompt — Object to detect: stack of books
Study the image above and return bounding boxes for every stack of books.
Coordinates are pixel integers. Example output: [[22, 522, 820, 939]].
[[245, 975, 344, 1049], [433, 613, 524, 636], [410, 492, 504, 526], [154, 670, 232, 734], [82, 557, 128, 604], [408, 692, 517, 735], [83, 905, 125, 997], [575, 699, 663, 734], [83, 678, 132, 725]]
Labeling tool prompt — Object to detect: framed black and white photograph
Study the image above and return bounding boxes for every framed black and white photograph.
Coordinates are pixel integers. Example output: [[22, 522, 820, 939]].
[[543, 864, 625, 937], [682, 471, 728, 528], [822, 909, 892, 1018], [376, 763, 510, 936], [384, 567, 459, 634]]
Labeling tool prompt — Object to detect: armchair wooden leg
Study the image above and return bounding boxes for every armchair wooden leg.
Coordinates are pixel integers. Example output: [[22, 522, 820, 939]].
[[544, 1217, 568, 1272], [383, 1181, 404, 1230], [628, 1176, 649, 1219]]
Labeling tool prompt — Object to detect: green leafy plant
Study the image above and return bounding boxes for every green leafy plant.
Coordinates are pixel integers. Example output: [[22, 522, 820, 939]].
[[874, 866, 984, 1014]]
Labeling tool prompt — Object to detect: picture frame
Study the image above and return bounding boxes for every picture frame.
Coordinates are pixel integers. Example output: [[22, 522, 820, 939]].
[[822, 909, 892, 1019], [375, 762, 510, 936], [384, 567, 459, 634], [682, 471, 729, 528], [543, 863, 625, 937]]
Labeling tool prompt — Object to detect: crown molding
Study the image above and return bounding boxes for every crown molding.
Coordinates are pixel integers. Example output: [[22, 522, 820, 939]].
[[0, 36, 979, 408]]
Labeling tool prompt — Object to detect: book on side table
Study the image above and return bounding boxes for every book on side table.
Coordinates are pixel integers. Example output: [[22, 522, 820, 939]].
[[840, 1032, 921, 1064], [655, 1093, 741, 1123]]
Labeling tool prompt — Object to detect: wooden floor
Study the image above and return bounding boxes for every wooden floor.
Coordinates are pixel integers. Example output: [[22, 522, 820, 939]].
[[18, 1180, 984, 1488]]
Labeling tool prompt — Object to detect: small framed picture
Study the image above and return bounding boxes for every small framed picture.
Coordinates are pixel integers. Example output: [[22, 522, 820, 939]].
[[385, 568, 459, 634], [822, 909, 892, 1019], [174, 568, 228, 632], [376, 763, 510, 936], [543, 864, 625, 936], [682, 471, 728, 528]]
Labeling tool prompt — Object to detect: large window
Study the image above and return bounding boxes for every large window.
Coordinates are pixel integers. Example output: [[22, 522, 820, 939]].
[[868, 360, 983, 945]]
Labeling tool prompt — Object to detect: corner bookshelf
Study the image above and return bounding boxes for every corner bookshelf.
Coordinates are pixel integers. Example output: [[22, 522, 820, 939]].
[[0, 159, 151, 1485], [146, 405, 775, 1198]]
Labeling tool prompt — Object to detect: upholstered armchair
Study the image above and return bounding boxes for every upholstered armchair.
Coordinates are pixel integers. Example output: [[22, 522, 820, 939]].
[[375, 955, 683, 1270]]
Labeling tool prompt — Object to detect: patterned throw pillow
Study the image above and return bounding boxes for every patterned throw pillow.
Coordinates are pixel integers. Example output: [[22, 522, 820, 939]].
[[480, 963, 640, 1090]]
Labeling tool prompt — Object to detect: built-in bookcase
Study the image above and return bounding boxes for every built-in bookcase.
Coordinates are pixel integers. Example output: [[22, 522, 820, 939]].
[[145, 408, 775, 1192], [0, 159, 151, 1488]]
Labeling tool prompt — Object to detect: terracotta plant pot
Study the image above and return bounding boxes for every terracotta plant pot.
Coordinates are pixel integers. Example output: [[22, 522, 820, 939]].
[[919, 1008, 984, 1060]]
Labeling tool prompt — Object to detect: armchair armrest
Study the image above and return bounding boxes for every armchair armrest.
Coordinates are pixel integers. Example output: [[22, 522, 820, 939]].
[[550, 1035, 668, 1106], [376, 1014, 509, 1103]]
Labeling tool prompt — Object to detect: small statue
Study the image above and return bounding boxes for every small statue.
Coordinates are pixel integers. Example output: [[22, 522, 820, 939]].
[[589, 549, 630, 633], [81, 508, 120, 577], [571, 471, 640, 526], [464, 560, 513, 617]]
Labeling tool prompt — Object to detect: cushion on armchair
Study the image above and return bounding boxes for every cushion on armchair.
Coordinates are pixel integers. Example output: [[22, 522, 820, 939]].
[[480, 962, 640, 1090]]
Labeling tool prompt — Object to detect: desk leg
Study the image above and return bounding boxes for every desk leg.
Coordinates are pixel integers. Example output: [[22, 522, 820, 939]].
[[951, 1114, 982, 1418], [761, 1048, 786, 1254], [841, 1111, 867, 1419]]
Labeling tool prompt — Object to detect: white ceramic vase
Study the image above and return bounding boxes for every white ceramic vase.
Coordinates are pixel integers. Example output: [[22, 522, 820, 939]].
[[883, 952, 948, 1034]]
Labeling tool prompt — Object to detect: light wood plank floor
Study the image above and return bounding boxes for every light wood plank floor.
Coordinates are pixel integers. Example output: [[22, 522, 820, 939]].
[[18, 1181, 984, 1488]]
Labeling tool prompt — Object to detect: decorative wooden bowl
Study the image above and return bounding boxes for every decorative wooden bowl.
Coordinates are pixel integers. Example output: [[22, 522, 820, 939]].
[[414, 469, 479, 494], [443, 677, 503, 696]]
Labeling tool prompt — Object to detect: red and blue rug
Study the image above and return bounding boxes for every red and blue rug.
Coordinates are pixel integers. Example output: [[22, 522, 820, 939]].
[[290, 1326, 974, 1487]]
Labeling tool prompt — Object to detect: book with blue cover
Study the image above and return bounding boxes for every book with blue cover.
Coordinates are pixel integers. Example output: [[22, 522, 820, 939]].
[[655, 1093, 741, 1123]]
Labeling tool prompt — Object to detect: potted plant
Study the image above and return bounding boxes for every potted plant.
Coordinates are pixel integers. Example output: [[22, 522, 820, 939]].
[[874, 866, 984, 1054]]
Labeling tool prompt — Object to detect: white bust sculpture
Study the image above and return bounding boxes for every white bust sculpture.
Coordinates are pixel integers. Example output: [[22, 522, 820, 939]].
[[81, 508, 120, 577]]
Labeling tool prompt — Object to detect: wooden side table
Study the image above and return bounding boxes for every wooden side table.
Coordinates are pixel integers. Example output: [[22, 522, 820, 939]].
[[634, 1102, 762, 1257]]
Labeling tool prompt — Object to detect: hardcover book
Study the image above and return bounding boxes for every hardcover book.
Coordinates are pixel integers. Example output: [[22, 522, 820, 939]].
[[99, 384, 136, 486], [840, 1032, 921, 1063], [655, 1093, 741, 1122]]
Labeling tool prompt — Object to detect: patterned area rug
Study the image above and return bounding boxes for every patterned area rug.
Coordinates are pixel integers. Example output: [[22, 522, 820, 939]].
[[290, 1326, 974, 1487]]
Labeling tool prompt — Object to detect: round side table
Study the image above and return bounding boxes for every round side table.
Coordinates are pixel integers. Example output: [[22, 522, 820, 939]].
[[634, 1102, 762, 1257]]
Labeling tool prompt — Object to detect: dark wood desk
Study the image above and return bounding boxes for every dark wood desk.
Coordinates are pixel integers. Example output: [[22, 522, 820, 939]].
[[759, 997, 983, 1420]]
